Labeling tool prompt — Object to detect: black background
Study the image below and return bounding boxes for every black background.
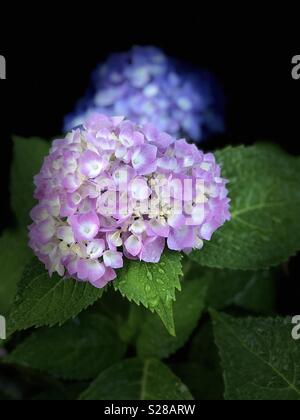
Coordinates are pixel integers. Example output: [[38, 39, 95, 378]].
[[1, 23, 299, 148], [0, 17, 299, 313]]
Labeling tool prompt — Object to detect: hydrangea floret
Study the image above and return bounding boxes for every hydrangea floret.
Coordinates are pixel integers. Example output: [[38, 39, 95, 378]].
[[29, 114, 230, 288]]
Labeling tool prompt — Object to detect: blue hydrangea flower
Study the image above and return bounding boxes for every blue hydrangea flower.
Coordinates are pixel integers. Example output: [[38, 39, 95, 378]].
[[64, 46, 225, 142]]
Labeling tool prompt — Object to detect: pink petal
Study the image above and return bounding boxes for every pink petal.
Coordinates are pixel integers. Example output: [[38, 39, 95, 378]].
[[112, 165, 136, 190], [186, 205, 205, 226], [67, 192, 82, 207], [167, 225, 196, 251], [200, 222, 216, 241], [143, 123, 174, 149], [129, 220, 146, 235], [157, 157, 177, 172], [35, 218, 56, 244], [103, 250, 124, 269], [66, 257, 79, 276], [131, 144, 157, 175], [62, 174, 82, 192], [106, 231, 123, 249], [56, 226, 75, 244], [69, 211, 100, 241], [168, 213, 185, 229], [124, 235, 142, 257], [77, 259, 105, 283], [119, 122, 134, 147], [148, 217, 170, 238], [92, 267, 116, 288], [130, 178, 151, 200], [140, 236, 165, 263], [79, 150, 104, 178], [30, 204, 50, 223], [86, 239, 106, 259]]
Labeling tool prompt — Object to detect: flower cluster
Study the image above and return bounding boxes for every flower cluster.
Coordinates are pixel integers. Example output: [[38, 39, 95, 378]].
[[29, 114, 230, 288], [64, 46, 225, 143]]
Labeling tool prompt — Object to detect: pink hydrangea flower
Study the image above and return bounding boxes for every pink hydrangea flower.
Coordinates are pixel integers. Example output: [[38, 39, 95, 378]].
[[29, 114, 231, 288]]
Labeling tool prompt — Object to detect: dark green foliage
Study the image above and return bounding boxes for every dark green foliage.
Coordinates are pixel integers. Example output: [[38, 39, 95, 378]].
[[2, 138, 300, 400]]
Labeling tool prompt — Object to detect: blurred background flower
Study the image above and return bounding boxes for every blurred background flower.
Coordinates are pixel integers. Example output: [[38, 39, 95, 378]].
[[64, 46, 225, 143]]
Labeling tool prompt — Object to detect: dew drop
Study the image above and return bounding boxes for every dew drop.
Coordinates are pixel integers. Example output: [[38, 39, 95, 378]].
[[149, 297, 159, 308], [147, 271, 153, 282]]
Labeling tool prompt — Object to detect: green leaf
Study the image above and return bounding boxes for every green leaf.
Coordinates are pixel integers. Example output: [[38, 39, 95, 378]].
[[137, 278, 207, 359], [5, 313, 126, 380], [31, 383, 88, 401], [0, 371, 23, 400], [119, 304, 146, 345], [182, 259, 276, 314], [11, 136, 49, 229], [230, 270, 276, 314], [79, 358, 193, 400], [174, 362, 223, 401], [190, 145, 300, 270], [203, 268, 276, 314], [114, 250, 182, 336], [7, 259, 104, 336], [211, 311, 300, 400], [92, 289, 150, 346], [174, 320, 224, 400], [91, 287, 145, 344], [0, 229, 31, 315], [91, 286, 130, 323]]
